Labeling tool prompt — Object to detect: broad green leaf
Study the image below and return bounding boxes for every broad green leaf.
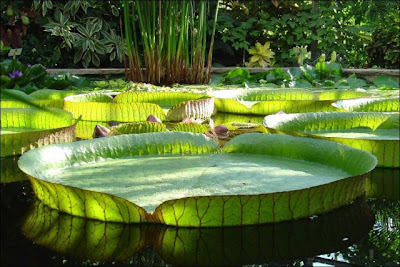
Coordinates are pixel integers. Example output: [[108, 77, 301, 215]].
[[287, 79, 313, 88], [171, 123, 210, 133], [110, 122, 167, 135], [333, 98, 399, 112], [214, 98, 250, 114], [23, 197, 373, 264], [75, 120, 107, 140], [114, 91, 207, 108], [18, 132, 376, 226], [1, 108, 76, 156], [1, 89, 35, 101], [0, 156, 28, 183], [18, 132, 219, 223], [251, 100, 340, 115], [1, 99, 64, 109], [222, 68, 251, 84], [264, 112, 399, 167], [166, 98, 215, 122], [317, 89, 370, 100], [365, 168, 399, 200], [239, 89, 314, 101], [29, 89, 78, 100], [212, 113, 264, 126], [64, 93, 166, 122], [373, 75, 399, 89]]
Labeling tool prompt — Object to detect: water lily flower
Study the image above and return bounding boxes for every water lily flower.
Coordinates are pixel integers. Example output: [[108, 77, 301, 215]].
[[8, 70, 23, 79]]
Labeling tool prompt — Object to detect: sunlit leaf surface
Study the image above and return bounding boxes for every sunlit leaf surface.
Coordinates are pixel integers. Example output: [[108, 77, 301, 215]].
[[18, 132, 376, 226], [1, 108, 76, 156], [264, 112, 399, 167]]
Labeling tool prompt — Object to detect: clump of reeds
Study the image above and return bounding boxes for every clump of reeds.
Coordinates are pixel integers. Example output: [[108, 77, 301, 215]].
[[122, 0, 219, 85]]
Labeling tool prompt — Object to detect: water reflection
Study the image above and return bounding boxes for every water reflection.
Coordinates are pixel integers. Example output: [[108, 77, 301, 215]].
[[366, 168, 399, 200], [23, 197, 373, 265], [0, 156, 28, 183]]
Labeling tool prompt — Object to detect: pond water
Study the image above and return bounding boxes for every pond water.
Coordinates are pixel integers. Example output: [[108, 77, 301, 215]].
[[1, 163, 399, 266], [1, 118, 399, 266]]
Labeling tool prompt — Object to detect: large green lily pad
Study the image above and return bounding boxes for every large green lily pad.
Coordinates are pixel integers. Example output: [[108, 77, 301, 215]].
[[1, 107, 76, 156], [263, 112, 399, 167], [18, 132, 376, 226], [23, 197, 373, 264], [64, 93, 166, 122], [333, 98, 399, 112]]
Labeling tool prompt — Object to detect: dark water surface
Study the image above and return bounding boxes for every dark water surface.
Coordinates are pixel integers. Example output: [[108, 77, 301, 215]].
[[1, 165, 399, 266]]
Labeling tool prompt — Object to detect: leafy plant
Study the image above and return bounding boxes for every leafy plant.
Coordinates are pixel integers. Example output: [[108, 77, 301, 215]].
[[0, 59, 46, 88], [291, 45, 310, 66], [373, 75, 400, 90], [33, 0, 125, 68], [245, 42, 275, 67]]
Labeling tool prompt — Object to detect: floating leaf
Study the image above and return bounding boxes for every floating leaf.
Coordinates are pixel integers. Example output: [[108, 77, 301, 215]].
[[264, 112, 399, 167], [18, 132, 376, 226], [166, 98, 215, 122], [333, 98, 399, 112], [251, 100, 340, 115], [29, 88, 78, 100], [214, 98, 250, 114], [239, 88, 314, 101], [110, 121, 167, 135], [171, 123, 210, 133], [318, 89, 370, 100], [115, 91, 207, 108], [64, 93, 166, 122], [1, 107, 76, 156]]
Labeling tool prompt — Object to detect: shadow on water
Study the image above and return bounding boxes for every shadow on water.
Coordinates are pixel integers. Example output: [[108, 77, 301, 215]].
[[1, 162, 399, 266]]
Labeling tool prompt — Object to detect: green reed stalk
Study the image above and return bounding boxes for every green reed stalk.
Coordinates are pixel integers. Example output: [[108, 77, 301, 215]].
[[122, 0, 219, 85]]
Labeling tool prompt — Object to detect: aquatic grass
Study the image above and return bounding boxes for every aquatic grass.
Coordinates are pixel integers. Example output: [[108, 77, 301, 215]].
[[122, 0, 219, 85]]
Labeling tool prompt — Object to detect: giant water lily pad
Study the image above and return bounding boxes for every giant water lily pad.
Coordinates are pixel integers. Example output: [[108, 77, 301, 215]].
[[1, 107, 76, 156], [64, 93, 166, 122], [208, 89, 348, 115], [22, 197, 373, 264], [333, 98, 399, 112], [18, 132, 376, 226], [264, 112, 399, 167]]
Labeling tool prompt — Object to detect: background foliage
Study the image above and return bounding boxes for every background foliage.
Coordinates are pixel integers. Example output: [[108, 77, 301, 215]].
[[1, 0, 399, 69]]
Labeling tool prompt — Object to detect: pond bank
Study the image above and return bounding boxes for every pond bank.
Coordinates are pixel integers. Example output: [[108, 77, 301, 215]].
[[46, 67, 400, 82]]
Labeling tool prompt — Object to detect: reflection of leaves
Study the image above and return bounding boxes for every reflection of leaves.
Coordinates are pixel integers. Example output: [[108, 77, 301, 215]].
[[23, 197, 374, 265], [22, 200, 150, 262], [0, 156, 28, 183], [366, 168, 399, 200], [341, 199, 400, 266]]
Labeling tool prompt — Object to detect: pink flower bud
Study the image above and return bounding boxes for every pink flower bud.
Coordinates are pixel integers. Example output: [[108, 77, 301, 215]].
[[92, 124, 110, 139], [147, 115, 162, 123]]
